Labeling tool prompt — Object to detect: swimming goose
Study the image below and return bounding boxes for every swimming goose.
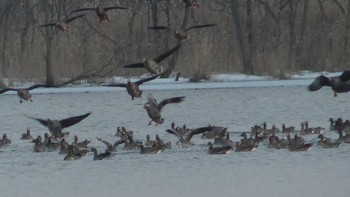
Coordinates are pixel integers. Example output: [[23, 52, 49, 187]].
[[287, 134, 312, 151], [104, 75, 159, 100], [154, 134, 171, 150], [139, 142, 164, 154], [282, 124, 295, 133], [317, 134, 340, 148], [148, 24, 216, 41], [96, 137, 124, 152], [144, 93, 185, 125], [207, 142, 233, 154], [33, 136, 47, 152], [90, 148, 111, 160], [0, 84, 58, 103], [40, 14, 85, 32], [308, 70, 350, 97], [73, 136, 90, 148], [337, 130, 350, 143], [123, 44, 181, 75], [167, 122, 190, 137], [115, 127, 133, 139], [201, 126, 227, 139], [59, 138, 69, 154], [71, 4, 128, 22], [64, 145, 81, 161], [21, 128, 33, 140], [45, 137, 60, 151], [267, 135, 288, 149], [123, 135, 142, 150], [28, 112, 91, 138], [235, 133, 259, 152], [167, 126, 213, 148], [145, 135, 155, 147], [0, 134, 11, 147], [304, 121, 324, 134]]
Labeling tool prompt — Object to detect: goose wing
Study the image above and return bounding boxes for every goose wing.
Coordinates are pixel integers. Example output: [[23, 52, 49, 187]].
[[0, 88, 18, 94], [71, 8, 95, 13], [184, 24, 217, 32], [65, 14, 85, 23], [103, 83, 126, 87], [135, 75, 159, 85], [308, 75, 330, 91], [104, 6, 129, 11], [59, 112, 91, 129], [157, 96, 185, 111], [40, 23, 57, 28], [186, 126, 213, 141], [27, 84, 58, 90], [123, 63, 145, 69], [153, 44, 181, 64], [339, 70, 350, 82], [148, 26, 175, 31], [27, 117, 49, 127]]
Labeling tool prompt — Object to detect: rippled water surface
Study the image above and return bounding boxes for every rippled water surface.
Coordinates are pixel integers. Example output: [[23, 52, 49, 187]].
[[0, 84, 349, 197]]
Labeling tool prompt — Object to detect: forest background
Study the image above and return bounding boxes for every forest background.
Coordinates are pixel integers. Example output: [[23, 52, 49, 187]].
[[0, 0, 349, 85]]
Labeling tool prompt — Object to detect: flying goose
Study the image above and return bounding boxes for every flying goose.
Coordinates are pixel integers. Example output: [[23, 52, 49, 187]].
[[104, 75, 159, 100], [144, 93, 185, 125], [308, 70, 350, 97], [28, 112, 91, 138], [40, 14, 85, 32], [166, 126, 213, 148], [123, 44, 181, 75], [148, 24, 216, 41], [0, 84, 59, 103], [71, 4, 128, 22]]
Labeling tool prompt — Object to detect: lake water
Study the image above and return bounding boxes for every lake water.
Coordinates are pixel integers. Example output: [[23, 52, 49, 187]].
[[0, 82, 349, 197]]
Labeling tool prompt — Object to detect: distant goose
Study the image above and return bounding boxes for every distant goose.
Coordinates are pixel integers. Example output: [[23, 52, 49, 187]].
[[207, 142, 233, 154], [59, 138, 69, 154], [73, 136, 90, 148], [183, 0, 200, 8], [21, 128, 33, 140], [201, 126, 227, 139], [0, 84, 58, 103], [104, 75, 159, 100], [71, 4, 128, 22], [166, 126, 213, 148], [28, 112, 91, 138], [139, 142, 164, 154], [287, 134, 312, 151], [90, 148, 111, 160], [317, 134, 340, 148], [0, 134, 11, 147], [40, 14, 86, 32], [267, 135, 288, 149], [64, 145, 80, 161], [123, 44, 181, 75], [96, 137, 124, 152], [148, 24, 216, 41], [308, 70, 350, 97], [33, 136, 47, 152], [144, 93, 185, 125], [282, 124, 295, 133]]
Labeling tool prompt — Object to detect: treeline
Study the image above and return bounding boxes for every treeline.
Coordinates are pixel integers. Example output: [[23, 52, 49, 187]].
[[0, 0, 349, 85]]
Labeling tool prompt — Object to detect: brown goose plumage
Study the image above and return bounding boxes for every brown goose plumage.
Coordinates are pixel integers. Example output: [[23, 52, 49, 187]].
[[71, 4, 128, 22], [40, 14, 85, 32], [104, 75, 159, 100], [308, 71, 350, 97], [0, 84, 59, 103], [123, 44, 181, 75], [148, 24, 216, 41], [144, 93, 185, 125]]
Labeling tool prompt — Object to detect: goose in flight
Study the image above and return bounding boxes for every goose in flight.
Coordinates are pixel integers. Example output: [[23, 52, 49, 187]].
[[148, 24, 216, 41], [40, 14, 86, 32], [308, 70, 350, 97], [71, 4, 128, 22], [0, 84, 59, 103], [124, 44, 181, 75], [27, 113, 91, 138], [144, 93, 185, 125], [104, 75, 159, 100]]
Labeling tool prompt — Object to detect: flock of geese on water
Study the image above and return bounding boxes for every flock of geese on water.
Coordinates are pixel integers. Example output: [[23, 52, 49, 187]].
[[0, 0, 350, 160]]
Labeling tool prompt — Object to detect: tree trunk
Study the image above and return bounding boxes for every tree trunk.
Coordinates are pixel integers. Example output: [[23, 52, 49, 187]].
[[43, 0, 55, 85], [295, 0, 308, 70]]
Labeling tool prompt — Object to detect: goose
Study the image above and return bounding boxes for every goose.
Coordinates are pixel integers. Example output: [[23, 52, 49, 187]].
[[123, 44, 181, 75], [235, 133, 259, 152], [104, 75, 159, 100], [317, 134, 340, 148], [21, 128, 33, 140], [154, 134, 171, 150], [282, 124, 295, 133], [148, 24, 216, 41], [59, 138, 69, 154], [73, 136, 90, 148], [96, 137, 124, 152], [304, 121, 324, 134], [139, 142, 164, 154], [123, 135, 141, 150], [28, 112, 91, 138], [40, 14, 85, 32], [64, 145, 81, 161], [33, 136, 47, 152], [71, 4, 128, 22], [207, 142, 233, 154], [90, 148, 111, 160], [166, 126, 213, 148], [0, 134, 11, 147], [169, 122, 190, 137], [0, 84, 58, 103], [308, 70, 350, 97], [201, 126, 227, 139], [287, 134, 312, 151], [267, 135, 288, 149], [337, 130, 350, 143], [144, 93, 185, 125]]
